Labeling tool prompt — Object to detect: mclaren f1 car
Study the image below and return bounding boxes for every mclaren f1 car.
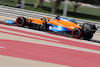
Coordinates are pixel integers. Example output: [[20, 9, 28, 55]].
[[16, 16, 98, 40]]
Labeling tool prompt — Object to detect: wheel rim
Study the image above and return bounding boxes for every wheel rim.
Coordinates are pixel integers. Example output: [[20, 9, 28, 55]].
[[72, 28, 81, 38], [17, 18, 23, 24], [16, 17, 24, 26]]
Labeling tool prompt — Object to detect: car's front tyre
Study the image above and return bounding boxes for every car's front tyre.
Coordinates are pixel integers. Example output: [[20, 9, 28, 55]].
[[16, 17, 26, 27]]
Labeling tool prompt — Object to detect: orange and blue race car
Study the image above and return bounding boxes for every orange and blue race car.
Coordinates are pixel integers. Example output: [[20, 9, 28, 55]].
[[16, 16, 97, 40]]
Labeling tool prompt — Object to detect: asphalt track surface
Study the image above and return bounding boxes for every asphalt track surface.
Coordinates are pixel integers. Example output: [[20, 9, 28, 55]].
[[0, 17, 100, 67]]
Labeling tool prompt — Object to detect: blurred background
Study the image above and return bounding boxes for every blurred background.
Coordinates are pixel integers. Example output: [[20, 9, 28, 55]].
[[0, 0, 100, 21]]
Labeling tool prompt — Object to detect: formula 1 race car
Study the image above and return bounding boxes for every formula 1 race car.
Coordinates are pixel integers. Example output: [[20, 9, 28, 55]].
[[16, 16, 98, 40]]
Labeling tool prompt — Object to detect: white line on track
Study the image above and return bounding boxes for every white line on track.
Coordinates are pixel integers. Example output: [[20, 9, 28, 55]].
[[0, 46, 5, 49], [0, 24, 100, 46], [23, 40, 100, 54], [0, 28, 59, 42], [0, 24, 100, 54], [0, 30, 100, 54]]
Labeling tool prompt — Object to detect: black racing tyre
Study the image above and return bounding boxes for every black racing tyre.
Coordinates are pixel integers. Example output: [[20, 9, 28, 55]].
[[16, 17, 26, 27], [83, 32, 93, 40], [72, 28, 82, 39]]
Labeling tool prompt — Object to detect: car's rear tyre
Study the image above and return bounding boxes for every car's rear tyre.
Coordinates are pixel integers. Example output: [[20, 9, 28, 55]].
[[16, 17, 26, 27], [72, 28, 82, 39], [83, 32, 93, 40]]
